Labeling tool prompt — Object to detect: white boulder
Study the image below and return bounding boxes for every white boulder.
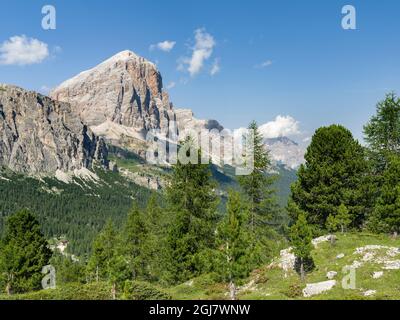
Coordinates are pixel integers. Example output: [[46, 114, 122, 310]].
[[363, 290, 376, 297], [372, 271, 383, 279], [336, 253, 345, 259], [312, 235, 336, 248], [303, 280, 336, 297], [326, 271, 338, 280]]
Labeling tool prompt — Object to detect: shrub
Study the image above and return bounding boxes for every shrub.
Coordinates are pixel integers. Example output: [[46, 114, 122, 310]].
[[122, 281, 171, 300]]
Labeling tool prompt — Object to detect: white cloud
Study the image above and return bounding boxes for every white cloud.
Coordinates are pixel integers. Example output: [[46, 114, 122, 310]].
[[259, 115, 300, 139], [180, 28, 216, 77], [0, 35, 49, 66], [150, 40, 176, 52], [256, 60, 273, 69], [210, 58, 220, 76], [166, 81, 176, 90]]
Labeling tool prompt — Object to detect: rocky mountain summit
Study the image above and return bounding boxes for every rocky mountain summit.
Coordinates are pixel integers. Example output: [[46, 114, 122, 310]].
[[50, 50, 229, 161], [51, 50, 175, 143], [0, 84, 108, 174], [264, 137, 305, 169]]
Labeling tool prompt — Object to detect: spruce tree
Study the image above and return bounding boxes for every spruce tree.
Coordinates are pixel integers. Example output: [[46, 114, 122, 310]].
[[364, 93, 400, 172], [165, 138, 218, 283], [289, 213, 313, 281], [238, 121, 280, 265], [238, 121, 278, 231], [326, 204, 351, 235], [289, 125, 367, 230], [0, 209, 52, 294], [87, 220, 118, 282], [217, 191, 251, 300], [368, 155, 400, 235], [144, 194, 168, 282], [121, 204, 148, 281]]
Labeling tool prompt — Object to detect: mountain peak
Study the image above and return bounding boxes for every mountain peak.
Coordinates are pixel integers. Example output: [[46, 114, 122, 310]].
[[50, 50, 169, 138], [102, 50, 156, 68]]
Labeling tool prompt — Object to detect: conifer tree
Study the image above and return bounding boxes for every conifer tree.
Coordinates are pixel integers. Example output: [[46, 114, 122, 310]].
[[217, 191, 251, 300], [326, 204, 351, 235], [364, 93, 400, 173], [368, 155, 400, 236], [238, 121, 280, 266], [289, 125, 367, 230], [0, 209, 52, 294], [87, 220, 118, 282], [290, 213, 313, 281], [238, 121, 278, 232], [144, 194, 168, 282], [121, 204, 149, 281], [165, 138, 218, 283]]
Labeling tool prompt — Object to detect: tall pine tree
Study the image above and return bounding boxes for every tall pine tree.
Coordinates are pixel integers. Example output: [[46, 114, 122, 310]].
[[238, 121, 280, 264], [368, 155, 400, 235], [290, 213, 313, 281], [364, 93, 400, 173], [0, 209, 52, 294], [165, 138, 218, 284], [217, 191, 251, 300]]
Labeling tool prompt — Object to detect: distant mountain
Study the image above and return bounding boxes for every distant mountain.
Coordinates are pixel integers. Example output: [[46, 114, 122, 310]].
[[264, 136, 305, 170]]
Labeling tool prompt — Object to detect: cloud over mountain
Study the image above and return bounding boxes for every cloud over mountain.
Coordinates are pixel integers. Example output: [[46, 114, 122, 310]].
[[259, 115, 300, 139]]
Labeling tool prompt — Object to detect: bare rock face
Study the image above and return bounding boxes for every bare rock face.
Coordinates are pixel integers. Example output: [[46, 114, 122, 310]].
[[175, 109, 223, 134], [303, 280, 336, 297], [50, 50, 175, 141], [0, 84, 108, 174], [264, 137, 305, 170]]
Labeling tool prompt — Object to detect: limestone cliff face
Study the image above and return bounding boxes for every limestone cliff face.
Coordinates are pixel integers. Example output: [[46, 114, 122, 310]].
[[0, 85, 108, 174], [50, 50, 175, 140]]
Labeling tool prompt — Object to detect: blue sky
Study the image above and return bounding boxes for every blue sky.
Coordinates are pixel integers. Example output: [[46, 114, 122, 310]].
[[1, 0, 400, 143]]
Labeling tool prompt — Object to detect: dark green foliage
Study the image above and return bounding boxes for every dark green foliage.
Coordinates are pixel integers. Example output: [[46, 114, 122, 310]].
[[289, 213, 313, 280], [238, 121, 279, 232], [86, 220, 120, 282], [364, 93, 400, 173], [0, 210, 52, 294], [364, 93, 400, 234], [49, 252, 86, 285], [326, 204, 352, 234], [122, 280, 171, 300], [0, 168, 153, 256], [120, 204, 149, 281], [216, 191, 252, 299], [289, 125, 368, 230], [368, 155, 400, 234], [237, 121, 282, 265], [165, 139, 219, 284]]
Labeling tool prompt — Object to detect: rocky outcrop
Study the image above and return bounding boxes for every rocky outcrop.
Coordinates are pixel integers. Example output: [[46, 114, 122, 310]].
[[303, 280, 336, 297], [50, 51, 230, 165], [50, 50, 176, 141], [175, 109, 223, 134], [0, 84, 108, 174]]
